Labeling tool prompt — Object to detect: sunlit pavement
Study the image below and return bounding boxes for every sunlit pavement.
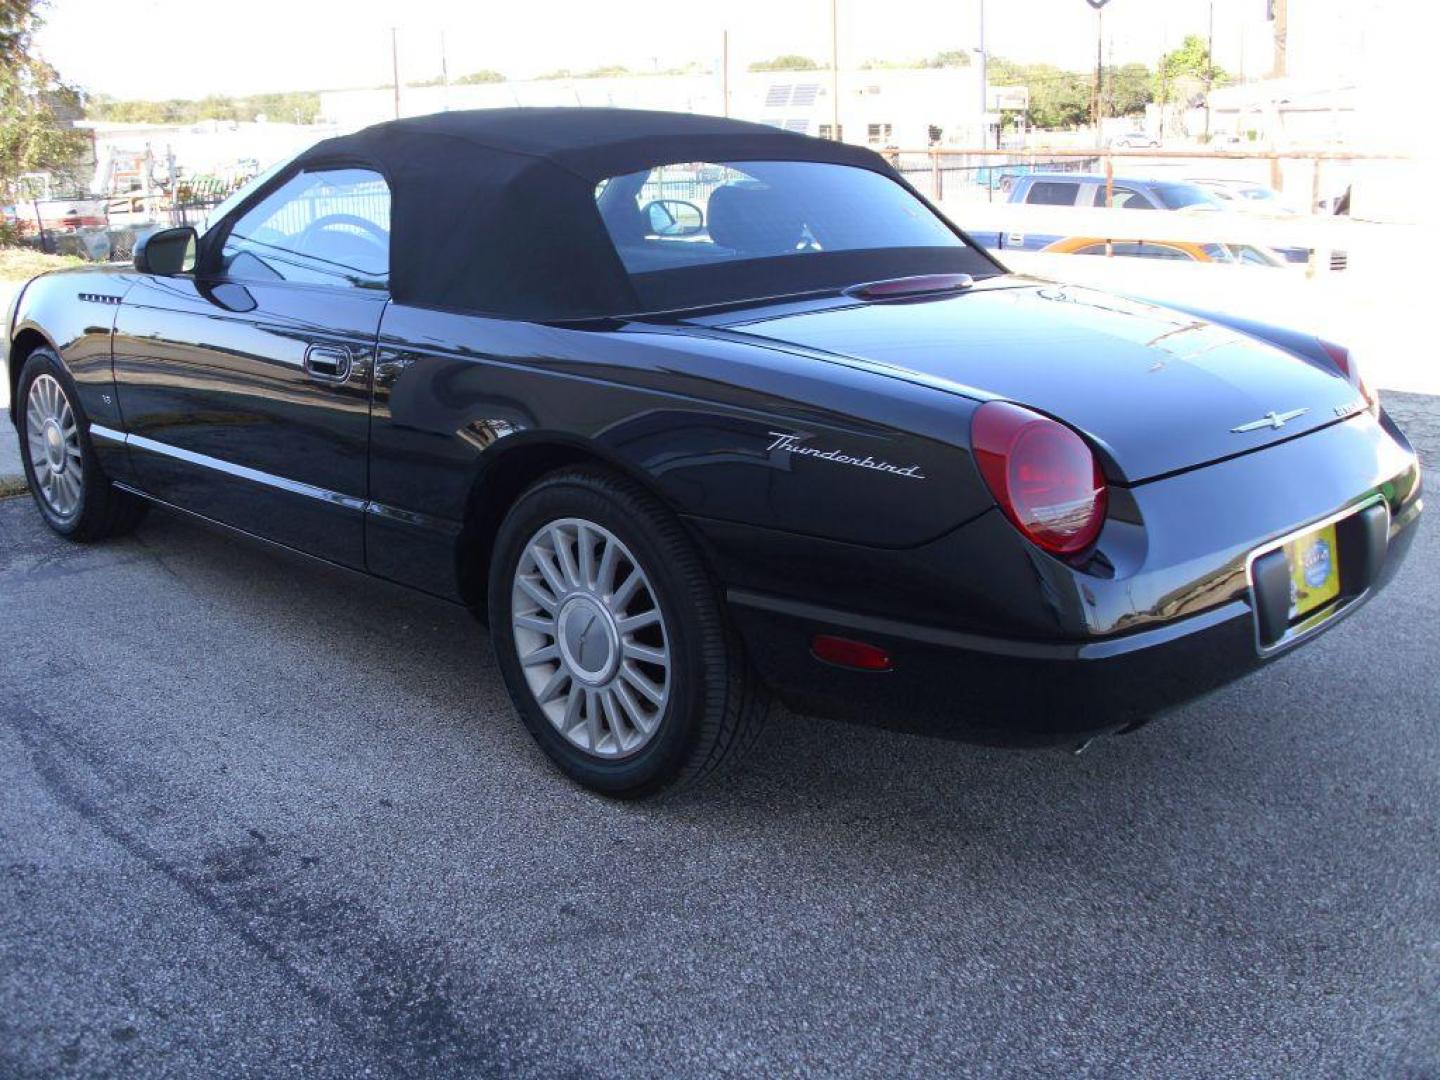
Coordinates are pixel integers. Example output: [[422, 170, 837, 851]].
[[0, 396, 1435, 1077]]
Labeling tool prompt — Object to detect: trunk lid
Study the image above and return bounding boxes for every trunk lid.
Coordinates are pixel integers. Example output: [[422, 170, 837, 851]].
[[693, 283, 1362, 483]]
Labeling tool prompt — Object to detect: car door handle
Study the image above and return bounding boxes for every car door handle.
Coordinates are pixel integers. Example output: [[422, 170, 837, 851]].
[[304, 344, 353, 383]]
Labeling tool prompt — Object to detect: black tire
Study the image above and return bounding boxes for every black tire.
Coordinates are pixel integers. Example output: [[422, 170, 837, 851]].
[[15, 348, 147, 541], [488, 466, 768, 798]]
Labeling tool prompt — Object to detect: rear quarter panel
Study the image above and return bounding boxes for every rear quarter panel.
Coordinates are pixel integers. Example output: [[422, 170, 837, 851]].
[[368, 304, 994, 595]]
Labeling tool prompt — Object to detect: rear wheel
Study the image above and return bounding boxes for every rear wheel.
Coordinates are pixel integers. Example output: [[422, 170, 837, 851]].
[[489, 467, 768, 797], [16, 349, 146, 541]]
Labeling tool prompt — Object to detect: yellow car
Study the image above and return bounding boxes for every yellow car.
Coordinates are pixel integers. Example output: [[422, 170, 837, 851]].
[[1041, 236, 1288, 267]]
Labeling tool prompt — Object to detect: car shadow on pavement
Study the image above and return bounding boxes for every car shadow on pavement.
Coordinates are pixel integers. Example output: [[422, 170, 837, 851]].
[[67, 493, 1427, 874]]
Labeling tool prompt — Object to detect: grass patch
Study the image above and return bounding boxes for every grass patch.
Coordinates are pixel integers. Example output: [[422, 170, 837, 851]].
[[0, 247, 84, 283]]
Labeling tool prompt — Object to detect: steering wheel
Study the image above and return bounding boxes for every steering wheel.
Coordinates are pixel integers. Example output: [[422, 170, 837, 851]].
[[298, 213, 388, 253]]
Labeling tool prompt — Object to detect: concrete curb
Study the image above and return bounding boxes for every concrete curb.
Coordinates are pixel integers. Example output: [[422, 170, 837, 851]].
[[0, 414, 23, 498]]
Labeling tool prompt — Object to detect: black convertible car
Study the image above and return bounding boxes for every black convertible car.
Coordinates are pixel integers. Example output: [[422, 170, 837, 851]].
[[2, 110, 1421, 796]]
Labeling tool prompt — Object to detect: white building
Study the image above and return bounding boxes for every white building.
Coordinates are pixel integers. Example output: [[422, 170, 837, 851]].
[[317, 66, 985, 149]]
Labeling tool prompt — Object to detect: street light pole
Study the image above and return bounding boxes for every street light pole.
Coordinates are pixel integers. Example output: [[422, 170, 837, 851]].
[[978, 0, 988, 146], [1085, 0, 1112, 147], [1205, 0, 1215, 140], [391, 28, 401, 120], [830, 0, 841, 140]]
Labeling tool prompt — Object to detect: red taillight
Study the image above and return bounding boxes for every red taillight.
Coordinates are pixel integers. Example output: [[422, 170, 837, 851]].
[[1318, 338, 1376, 411], [811, 635, 893, 671], [971, 401, 1108, 556]]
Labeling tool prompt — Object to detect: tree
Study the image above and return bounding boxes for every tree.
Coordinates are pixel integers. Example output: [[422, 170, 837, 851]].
[[1, 0, 89, 211], [921, 50, 972, 69], [748, 54, 820, 72], [986, 55, 1152, 128], [1154, 33, 1226, 110], [1105, 62, 1152, 117], [454, 69, 506, 85]]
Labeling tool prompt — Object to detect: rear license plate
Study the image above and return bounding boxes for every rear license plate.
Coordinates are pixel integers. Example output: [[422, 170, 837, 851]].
[[1284, 522, 1341, 620]]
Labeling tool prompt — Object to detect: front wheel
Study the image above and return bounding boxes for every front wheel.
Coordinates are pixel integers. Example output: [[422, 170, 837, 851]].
[[488, 467, 768, 798], [16, 348, 147, 541]]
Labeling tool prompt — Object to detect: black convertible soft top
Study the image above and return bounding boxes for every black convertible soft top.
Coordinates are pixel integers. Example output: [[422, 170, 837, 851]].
[[291, 108, 991, 321]]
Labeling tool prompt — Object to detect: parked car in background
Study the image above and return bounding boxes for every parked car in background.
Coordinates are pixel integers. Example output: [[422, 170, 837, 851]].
[[975, 172, 1311, 265], [1040, 236, 1290, 267], [1189, 178, 1297, 212], [1109, 131, 1160, 148]]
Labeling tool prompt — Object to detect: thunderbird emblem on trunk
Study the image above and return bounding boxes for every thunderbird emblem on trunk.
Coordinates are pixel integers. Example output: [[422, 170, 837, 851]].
[[1231, 408, 1309, 433]]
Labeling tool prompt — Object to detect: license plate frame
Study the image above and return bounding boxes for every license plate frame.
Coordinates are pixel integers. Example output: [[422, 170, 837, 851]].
[[1245, 495, 1389, 657]]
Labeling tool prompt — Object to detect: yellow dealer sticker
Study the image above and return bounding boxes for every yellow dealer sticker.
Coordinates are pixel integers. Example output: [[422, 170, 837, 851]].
[[1286, 522, 1340, 620]]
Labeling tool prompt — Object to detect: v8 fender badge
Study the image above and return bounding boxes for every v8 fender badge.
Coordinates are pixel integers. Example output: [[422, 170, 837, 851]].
[[766, 432, 927, 480]]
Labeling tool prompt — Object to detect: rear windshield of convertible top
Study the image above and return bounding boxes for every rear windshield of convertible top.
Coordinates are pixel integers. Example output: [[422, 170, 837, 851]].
[[594, 160, 980, 294]]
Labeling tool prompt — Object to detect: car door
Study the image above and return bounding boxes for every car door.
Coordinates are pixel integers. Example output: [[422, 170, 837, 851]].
[[1008, 179, 1081, 250], [112, 166, 390, 569]]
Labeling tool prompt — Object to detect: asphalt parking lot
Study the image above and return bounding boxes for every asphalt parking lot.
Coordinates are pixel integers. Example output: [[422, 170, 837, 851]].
[[1, 396, 1436, 1079]]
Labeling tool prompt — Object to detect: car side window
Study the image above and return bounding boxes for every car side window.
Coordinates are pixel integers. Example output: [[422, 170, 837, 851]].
[[1026, 181, 1080, 206], [1095, 186, 1155, 210], [1112, 242, 1193, 260], [218, 168, 390, 290]]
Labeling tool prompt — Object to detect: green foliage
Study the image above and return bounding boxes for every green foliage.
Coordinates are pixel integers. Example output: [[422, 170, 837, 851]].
[[454, 69, 506, 85], [986, 55, 1154, 127], [1105, 62, 1152, 117], [747, 54, 821, 72], [1153, 33, 1227, 107], [0, 0, 89, 196], [86, 91, 322, 125], [922, 50, 972, 69], [990, 60, 1090, 129], [862, 50, 972, 71]]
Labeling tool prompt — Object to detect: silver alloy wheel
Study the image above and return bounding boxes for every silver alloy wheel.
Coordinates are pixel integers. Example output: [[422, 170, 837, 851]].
[[24, 374, 84, 520], [511, 517, 672, 759]]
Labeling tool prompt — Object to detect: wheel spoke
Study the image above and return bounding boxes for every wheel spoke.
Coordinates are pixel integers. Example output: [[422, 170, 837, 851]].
[[561, 685, 584, 735], [596, 537, 620, 596], [621, 662, 665, 707], [552, 526, 582, 588], [622, 640, 668, 666], [577, 524, 597, 589], [614, 680, 652, 733], [600, 689, 627, 752], [616, 609, 660, 635], [536, 666, 569, 704], [520, 644, 559, 667], [529, 546, 567, 599], [584, 689, 603, 751], [610, 569, 642, 611], [513, 612, 556, 636], [516, 574, 558, 614]]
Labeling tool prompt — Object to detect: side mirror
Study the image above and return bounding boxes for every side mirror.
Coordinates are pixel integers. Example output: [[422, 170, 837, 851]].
[[643, 199, 704, 238], [134, 226, 198, 276]]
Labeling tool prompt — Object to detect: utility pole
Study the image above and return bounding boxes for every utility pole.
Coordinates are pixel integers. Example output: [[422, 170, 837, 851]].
[[978, 0, 988, 146], [829, 0, 841, 141], [440, 30, 449, 112], [722, 29, 730, 117], [1085, 0, 1111, 147], [1270, 0, 1288, 77], [391, 28, 401, 120], [1204, 0, 1214, 140]]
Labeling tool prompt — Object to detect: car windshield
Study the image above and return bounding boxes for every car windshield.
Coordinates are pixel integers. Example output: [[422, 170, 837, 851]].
[[596, 160, 965, 275], [1150, 182, 1226, 210]]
